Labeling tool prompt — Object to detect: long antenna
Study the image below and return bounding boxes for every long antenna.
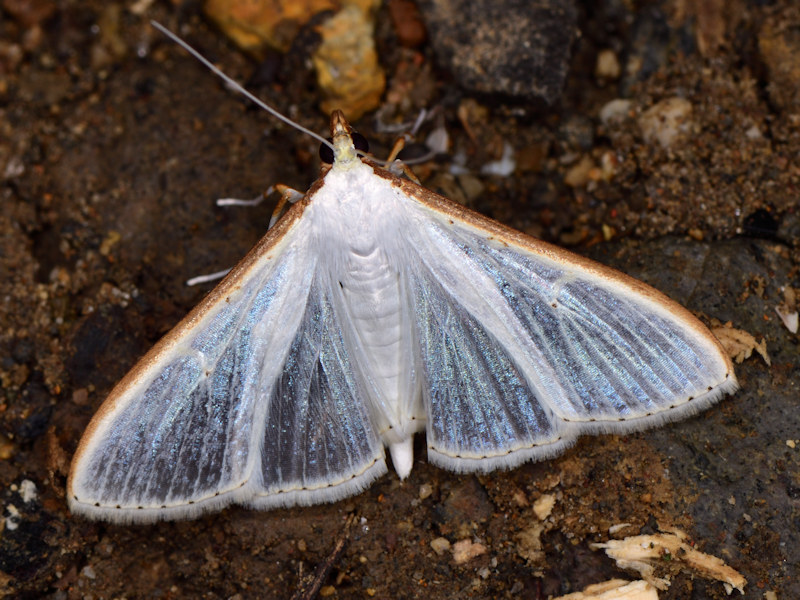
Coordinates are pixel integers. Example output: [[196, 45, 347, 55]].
[[150, 21, 334, 152]]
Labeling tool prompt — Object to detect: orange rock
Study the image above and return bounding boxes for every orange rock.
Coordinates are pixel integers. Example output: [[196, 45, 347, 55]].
[[313, 4, 385, 119], [204, 0, 339, 55]]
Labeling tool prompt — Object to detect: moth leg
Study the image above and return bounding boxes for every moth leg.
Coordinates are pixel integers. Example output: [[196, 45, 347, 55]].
[[386, 136, 406, 163], [216, 185, 275, 207], [268, 184, 305, 229], [186, 185, 304, 287], [186, 267, 232, 287], [384, 138, 422, 184], [385, 118, 451, 182], [186, 188, 273, 285], [215, 184, 303, 229]]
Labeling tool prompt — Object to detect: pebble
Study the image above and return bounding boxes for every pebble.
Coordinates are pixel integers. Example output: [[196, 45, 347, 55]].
[[19, 479, 37, 503], [418, 483, 433, 500], [439, 478, 493, 526], [564, 155, 594, 188], [81, 565, 96, 579], [599, 99, 633, 126], [532, 494, 555, 520], [430, 537, 451, 555], [480, 142, 516, 177], [595, 49, 621, 81], [638, 97, 693, 148], [452, 539, 487, 564]]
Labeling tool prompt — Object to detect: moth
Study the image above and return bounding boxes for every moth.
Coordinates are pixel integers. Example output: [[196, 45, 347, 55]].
[[68, 30, 737, 524]]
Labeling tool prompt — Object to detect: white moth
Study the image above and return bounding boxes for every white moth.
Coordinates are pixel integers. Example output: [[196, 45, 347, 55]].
[[68, 32, 737, 525]]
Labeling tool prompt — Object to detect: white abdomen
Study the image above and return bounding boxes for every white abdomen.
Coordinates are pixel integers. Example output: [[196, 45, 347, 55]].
[[340, 244, 403, 409]]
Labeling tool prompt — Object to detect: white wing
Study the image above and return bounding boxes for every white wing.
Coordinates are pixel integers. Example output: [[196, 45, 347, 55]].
[[390, 178, 738, 473], [252, 269, 387, 510], [68, 208, 386, 523]]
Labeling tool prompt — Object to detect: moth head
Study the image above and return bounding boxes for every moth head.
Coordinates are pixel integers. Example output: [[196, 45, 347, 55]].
[[321, 110, 369, 167]]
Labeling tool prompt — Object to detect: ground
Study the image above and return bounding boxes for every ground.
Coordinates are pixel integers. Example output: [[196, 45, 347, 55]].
[[0, 1, 798, 599]]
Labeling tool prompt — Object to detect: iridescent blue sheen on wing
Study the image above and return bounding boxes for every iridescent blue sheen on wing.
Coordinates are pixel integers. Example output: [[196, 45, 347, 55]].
[[405, 210, 733, 470], [476, 238, 719, 418], [78, 258, 297, 509], [411, 270, 557, 460], [260, 274, 383, 495]]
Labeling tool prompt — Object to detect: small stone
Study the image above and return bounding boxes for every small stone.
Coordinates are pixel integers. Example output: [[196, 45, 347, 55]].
[[480, 142, 516, 177], [20, 479, 37, 503], [515, 523, 545, 563], [599, 99, 632, 126], [532, 494, 555, 520], [598, 151, 618, 182], [81, 565, 96, 580], [638, 97, 693, 148], [511, 488, 529, 507], [430, 537, 451, 555], [418, 483, 433, 500], [688, 228, 704, 241], [452, 539, 487, 564], [0, 435, 15, 460], [456, 174, 485, 202], [440, 478, 493, 526], [4, 504, 20, 531], [745, 125, 763, 140], [595, 49, 621, 81], [72, 388, 90, 406], [564, 155, 594, 188]]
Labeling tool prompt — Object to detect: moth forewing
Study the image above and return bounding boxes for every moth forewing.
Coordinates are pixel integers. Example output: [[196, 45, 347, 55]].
[[67, 201, 321, 522], [393, 170, 736, 387]]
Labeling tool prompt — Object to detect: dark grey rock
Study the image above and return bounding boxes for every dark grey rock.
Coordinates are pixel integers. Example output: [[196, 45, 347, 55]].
[[620, 6, 696, 95], [416, 0, 578, 104]]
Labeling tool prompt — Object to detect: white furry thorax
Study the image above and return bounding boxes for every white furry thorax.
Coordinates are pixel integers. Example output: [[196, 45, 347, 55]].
[[309, 161, 408, 264]]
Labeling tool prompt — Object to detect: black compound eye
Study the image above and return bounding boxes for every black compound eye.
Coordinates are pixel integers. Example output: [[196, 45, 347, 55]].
[[352, 132, 369, 154], [319, 137, 334, 164]]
